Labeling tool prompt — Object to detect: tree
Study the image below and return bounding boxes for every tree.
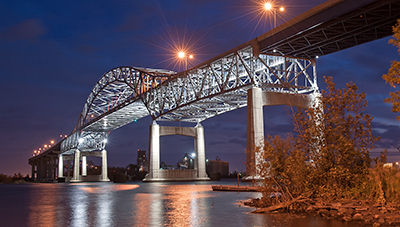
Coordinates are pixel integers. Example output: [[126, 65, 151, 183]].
[[260, 76, 378, 202], [383, 19, 400, 120]]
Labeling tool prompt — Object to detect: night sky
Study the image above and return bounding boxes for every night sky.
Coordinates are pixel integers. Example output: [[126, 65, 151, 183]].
[[1, 0, 399, 176]]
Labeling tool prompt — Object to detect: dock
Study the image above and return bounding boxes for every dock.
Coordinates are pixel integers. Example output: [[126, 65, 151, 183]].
[[211, 185, 262, 192]]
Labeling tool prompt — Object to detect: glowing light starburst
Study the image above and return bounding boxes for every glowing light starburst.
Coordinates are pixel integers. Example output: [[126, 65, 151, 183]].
[[236, 0, 288, 39]]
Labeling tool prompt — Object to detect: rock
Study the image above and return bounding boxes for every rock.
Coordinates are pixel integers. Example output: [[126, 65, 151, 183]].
[[342, 216, 352, 222], [317, 209, 330, 218], [378, 218, 385, 224], [337, 207, 347, 216], [345, 208, 355, 216], [364, 215, 374, 224], [372, 222, 381, 227], [329, 210, 338, 218], [385, 214, 400, 225], [353, 213, 363, 221]]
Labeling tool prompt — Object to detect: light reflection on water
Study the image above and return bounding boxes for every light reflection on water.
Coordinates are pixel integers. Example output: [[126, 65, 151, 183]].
[[0, 180, 366, 227]]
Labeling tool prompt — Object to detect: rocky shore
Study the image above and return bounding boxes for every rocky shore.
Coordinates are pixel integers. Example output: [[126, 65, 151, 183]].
[[244, 197, 400, 226]]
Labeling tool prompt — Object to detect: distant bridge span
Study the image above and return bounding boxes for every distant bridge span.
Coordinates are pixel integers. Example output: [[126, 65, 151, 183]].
[[29, 0, 400, 182]]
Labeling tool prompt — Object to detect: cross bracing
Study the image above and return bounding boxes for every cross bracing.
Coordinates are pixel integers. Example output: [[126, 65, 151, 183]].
[[60, 46, 316, 153], [144, 47, 317, 122], [258, 0, 400, 58]]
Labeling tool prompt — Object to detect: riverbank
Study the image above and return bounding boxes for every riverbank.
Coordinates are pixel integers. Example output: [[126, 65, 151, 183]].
[[244, 197, 400, 226]]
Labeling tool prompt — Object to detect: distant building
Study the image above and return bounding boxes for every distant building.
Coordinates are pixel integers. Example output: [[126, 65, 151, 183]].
[[179, 153, 195, 169], [206, 156, 229, 178], [383, 162, 399, 169], [137, 149, 148, 172]]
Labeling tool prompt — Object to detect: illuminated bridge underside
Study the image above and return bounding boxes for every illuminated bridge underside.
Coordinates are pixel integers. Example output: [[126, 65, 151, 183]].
[[61, 50, 316, 153], [258, 0, 400, 58], [56, 0, 399, 153]]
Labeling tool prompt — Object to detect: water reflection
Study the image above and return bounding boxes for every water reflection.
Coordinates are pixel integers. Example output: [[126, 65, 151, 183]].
[[71, 186, 88, 227], [0, 181, 366, 227], [133, 192, 156, 226], [65, 183, 140, 226], [159, 184, 212, 226], [28, 185, 58, 227], [96, 185, 113, 227], [79, 184, 139, 193]]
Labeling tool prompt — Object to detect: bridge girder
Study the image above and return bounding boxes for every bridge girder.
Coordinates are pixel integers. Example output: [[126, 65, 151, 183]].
[[144, 46, 317, 122], [259, 0, 400, 58]]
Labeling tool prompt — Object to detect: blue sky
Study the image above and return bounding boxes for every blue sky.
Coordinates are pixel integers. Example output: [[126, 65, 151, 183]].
[[0, 0, 399, 176]]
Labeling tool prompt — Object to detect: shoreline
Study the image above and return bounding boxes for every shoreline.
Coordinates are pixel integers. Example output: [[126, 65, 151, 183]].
[[244, 197, 400, 226]]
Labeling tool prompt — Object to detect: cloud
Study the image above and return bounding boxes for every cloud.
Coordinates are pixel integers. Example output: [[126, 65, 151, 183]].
[[0, 19, 46, 41]]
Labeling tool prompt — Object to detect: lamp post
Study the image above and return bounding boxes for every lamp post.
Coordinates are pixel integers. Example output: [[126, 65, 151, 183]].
[[178, 51, 194, 71], [264, 2, 284, 28]]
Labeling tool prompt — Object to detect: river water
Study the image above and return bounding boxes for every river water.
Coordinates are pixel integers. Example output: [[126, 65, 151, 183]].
[[0, 179, 365, 227]]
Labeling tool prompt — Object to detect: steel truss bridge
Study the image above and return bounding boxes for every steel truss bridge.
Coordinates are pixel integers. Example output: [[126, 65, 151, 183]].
[[29, 0, 400, 182]]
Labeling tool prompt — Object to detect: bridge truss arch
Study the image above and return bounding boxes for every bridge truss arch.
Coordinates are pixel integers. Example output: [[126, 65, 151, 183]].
[[144, 45, 319, 123], [61, 45, 318, 154], [61, 67, 175, 153]]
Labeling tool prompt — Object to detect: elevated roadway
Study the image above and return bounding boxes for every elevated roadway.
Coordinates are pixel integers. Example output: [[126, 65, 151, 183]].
[[29, 0, 400, 182]]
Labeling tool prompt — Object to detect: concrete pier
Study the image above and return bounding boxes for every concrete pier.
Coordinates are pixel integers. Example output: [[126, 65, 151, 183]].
[[101, 149, 110, 181], [144, 121, 210, 182], [244, 89, 321, 180], [70, 149, 81, 182]]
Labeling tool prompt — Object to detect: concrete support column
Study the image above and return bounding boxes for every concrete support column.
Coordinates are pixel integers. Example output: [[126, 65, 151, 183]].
[[67, 160, 71, 178], [37, 162, 41, 180], [31, 164, 35, 180], [82, 156, 87, 176], [101, 149, 109, 181], [58, 154, 64, 177], [38, 159, 44, 180], [49, 157, 54, 179], [246, 86, 264, 177], [148, 121, 160, 179], [196, 123, 207, 178], [71, 149, 81, 182], [309, 92, 324, 156], [43, 159, 48, 180]]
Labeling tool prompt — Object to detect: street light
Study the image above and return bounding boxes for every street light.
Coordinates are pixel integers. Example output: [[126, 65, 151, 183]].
[[264, 2, 284, 28], [178, 51, 194, 70]]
